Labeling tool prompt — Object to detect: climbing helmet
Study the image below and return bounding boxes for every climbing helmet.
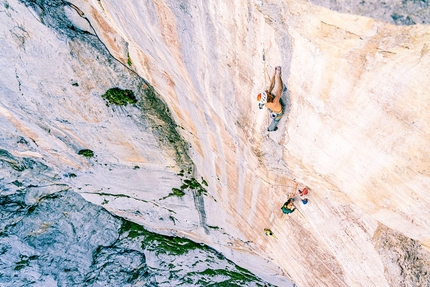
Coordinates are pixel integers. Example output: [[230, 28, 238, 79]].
[[257, 91, 268, 109]]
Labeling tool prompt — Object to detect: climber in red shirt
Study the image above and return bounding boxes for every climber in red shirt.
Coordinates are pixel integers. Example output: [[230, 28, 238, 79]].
[[298, 187, 309, 204]]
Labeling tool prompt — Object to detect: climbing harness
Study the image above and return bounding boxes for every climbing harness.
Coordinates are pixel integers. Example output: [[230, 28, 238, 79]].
[[270, 111, 281, 119]]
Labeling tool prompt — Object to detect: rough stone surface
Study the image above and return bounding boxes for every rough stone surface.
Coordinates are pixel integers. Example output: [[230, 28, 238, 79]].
[[373, 224, 430, 287], [309, 0, 430, 25], [0, 152, 271, 286], [1, 0, 430, 286]]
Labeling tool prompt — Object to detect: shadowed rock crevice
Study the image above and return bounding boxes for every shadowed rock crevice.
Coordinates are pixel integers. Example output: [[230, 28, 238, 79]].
[[138, 83, 192, 166], [0, 149, 47, 172], [309, 0, 430, 25]]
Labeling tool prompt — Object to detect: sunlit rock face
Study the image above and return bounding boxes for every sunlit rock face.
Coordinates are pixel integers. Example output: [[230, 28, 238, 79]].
[[0, 0, 284, 285], [1, 0, 430, 286]]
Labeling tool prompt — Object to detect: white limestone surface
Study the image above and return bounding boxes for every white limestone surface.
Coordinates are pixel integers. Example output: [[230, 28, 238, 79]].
[[2, 0, 430, 286]]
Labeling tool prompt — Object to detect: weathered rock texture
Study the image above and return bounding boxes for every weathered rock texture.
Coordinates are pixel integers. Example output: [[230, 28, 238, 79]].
[[310, 0, 430, 25], [0, 151, 268, 286], [1, 0, 430, 286]]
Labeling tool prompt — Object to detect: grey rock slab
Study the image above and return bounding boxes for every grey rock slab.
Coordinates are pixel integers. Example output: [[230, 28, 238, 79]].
[[309, 0, 430, 25]]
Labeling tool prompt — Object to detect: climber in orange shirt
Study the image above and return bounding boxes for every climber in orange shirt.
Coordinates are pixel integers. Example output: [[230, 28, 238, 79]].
[[257, 66, 285, 132]]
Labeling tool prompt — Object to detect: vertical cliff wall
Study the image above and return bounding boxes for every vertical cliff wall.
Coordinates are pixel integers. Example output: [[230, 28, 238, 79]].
[[1, 0, 430, 286]]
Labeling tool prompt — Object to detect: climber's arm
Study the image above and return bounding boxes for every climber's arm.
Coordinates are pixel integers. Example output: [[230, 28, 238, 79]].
[[272, 70, 283, 104], [267, 72, 276, 94]]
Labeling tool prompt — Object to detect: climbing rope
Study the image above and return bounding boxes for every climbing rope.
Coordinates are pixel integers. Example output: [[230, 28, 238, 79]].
[[263, 48, 269, 88]]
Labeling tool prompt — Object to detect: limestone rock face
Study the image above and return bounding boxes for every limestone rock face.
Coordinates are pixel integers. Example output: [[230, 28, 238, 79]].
[[310, 0, 430, 25], [1, 0, 430, 286], [0, 151, 268, 286]]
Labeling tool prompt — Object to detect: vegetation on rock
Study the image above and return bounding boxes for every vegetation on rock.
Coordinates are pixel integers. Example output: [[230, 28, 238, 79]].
[[171, 188, 186, 197], [161, 167, 209, 200], [118, 220, 267, 285], [101, 87, 137, 106], [127, 53, 132, 66], [78, 149, 94, 158]]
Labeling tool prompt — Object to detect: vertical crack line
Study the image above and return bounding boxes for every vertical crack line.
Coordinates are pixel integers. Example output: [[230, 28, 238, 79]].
[[15, 68, 22, 95]]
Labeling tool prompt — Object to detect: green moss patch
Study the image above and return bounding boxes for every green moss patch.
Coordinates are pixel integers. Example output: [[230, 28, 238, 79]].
[[171, 188, 185, 197], [102, 87, 137, 106], [159, 188, 186, 200], [11, 180, 23, 187], [148, 231, 209, 256], [13, 255, 38, 271], [117, 219, 268, 285], [182, 177, 207, 196], [78, 149, 94, 158], [120, 220, 212, 256], [162, 168, 209, 200], [127, 53, 132, 66]]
